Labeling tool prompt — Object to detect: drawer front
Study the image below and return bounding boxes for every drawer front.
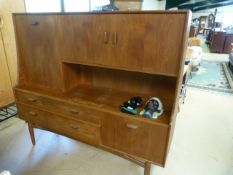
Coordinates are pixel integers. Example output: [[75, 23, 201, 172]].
[[14, 89, 100, 124], [116, 117, 169, 165], [17, 104, 100, 145]]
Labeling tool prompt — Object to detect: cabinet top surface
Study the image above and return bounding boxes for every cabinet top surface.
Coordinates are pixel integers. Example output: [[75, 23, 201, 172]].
[[13, 10, 190, 16]]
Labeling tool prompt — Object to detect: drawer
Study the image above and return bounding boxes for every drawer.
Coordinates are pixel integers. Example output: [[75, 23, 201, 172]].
[[17, 104, 100, 145], [14, 89, 100, 124], [116, 117, 169, 164]]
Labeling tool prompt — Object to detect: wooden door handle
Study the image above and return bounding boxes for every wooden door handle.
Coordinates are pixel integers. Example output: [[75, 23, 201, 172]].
[[126, 123, 139, 129], [70, 124, 79, 130], [27, 98, 37, 102], [29, 111, 37, 116], [0, 15, 3, 29], [103, 32, 108, 44], [113, 32, 117, 45], [70, 109, 79, 114]]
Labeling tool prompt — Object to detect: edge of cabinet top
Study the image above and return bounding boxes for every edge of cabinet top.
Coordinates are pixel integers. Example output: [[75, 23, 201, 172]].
[[13, 10, 190, 16]]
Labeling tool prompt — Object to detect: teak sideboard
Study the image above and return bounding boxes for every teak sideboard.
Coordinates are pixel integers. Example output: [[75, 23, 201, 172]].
[[13, 11, 190, 174]]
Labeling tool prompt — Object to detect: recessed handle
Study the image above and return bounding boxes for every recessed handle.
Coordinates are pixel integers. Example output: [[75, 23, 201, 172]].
[[27, 98, 37, 102], [70, 109, 79, 114], [70, 124, 79, 130], [31, 21, 39, 26], [126, 123, 139, 129], [29, 111, 37, 116], [113, 32, 117, 45], [103, 31, 108, 44]]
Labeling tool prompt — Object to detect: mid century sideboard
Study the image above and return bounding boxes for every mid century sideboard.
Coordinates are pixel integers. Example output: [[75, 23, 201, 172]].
[[13, 11, 190, 174]]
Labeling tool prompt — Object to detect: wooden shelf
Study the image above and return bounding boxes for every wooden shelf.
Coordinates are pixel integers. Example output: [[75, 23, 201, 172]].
[[62, 60, 178, 78], [65, 84, 172, 126], [16, 84, 172, 126]]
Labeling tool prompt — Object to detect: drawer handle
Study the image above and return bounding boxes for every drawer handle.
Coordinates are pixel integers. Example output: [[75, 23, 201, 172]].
[[70, 125, 79, 130], [31, 21, 39, 26], [70, 109, 79, 114], [27, 98, 37, 102], [126, 123, 139, 129], [29, 111, 37, 116]]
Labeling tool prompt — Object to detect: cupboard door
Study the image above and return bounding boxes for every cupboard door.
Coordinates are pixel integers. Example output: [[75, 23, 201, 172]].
[[107, 13, 186, 76], [0, 35, 14, 107], [14, 15, 63, 90], [60, 15, 112, 65], [116, 117, 169, 165], [59, 13, 188, 76]]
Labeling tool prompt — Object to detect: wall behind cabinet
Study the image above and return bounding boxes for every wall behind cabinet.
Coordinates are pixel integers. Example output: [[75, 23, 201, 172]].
[[0, 0, 25, 107], [0, 0, 25, 87], [0, 33, 14, 107]]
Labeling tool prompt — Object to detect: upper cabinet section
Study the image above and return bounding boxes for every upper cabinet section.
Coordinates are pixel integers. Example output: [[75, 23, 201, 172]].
[[60, 12, 190, 76], [14, 11, 190, 80]]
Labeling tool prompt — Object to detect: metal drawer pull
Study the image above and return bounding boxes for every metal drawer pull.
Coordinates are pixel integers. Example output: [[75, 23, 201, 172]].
[[103, 31, 108, 44], [27, 98, 37, 102], [126, 123, 139, 129], [70, 109, 79, 114], [29, 111, 37, 116], [31, 21, 39, 26], [70, 125, 79, 130]]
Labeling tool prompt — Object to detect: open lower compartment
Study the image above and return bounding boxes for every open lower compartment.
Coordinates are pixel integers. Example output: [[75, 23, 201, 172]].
[[61, 62, 178, 125]]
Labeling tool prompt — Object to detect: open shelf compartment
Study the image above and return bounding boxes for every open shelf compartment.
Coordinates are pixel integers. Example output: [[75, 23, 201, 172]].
[[65, 84, 173, 125], [61, 62, 178, 125]]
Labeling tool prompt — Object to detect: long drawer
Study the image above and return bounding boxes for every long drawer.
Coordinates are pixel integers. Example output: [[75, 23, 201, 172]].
[[17, 103, 101, 145], [14, 89, 100, 124]]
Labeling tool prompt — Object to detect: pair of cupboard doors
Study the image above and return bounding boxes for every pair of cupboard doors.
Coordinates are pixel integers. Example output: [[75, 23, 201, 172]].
[[15, 13, 186, 76]]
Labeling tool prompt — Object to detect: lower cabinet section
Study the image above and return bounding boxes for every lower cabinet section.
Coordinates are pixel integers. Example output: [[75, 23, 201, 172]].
[[116, 117, 169, 165], [17, 101, 169, 165], [17, 103, 101, 145]]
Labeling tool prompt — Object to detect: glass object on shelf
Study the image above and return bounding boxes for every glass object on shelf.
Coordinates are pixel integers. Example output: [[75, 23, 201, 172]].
[[64, 0, 90, 12], [25, 0, 61, 12]]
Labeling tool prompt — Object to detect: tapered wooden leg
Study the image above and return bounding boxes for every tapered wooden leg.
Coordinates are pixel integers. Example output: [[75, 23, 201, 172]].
[[28, 123, 35, 145], [144, 162, 151, 175]]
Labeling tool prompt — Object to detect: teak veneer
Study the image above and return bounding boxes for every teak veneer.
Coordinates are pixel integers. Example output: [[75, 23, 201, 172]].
[[13, 11, 190, 175]]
